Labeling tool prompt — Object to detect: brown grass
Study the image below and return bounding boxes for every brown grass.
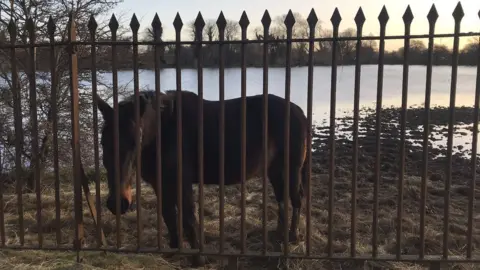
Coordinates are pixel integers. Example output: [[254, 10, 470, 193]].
[[1, 173, 479, 269]]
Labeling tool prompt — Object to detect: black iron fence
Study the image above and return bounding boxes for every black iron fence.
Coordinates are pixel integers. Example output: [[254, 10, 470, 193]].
[[0, 1, 479, 269]]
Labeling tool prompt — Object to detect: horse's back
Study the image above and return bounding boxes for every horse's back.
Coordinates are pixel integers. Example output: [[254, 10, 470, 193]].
[[152, 91, 308, 185], [199, 92, 307, 184]]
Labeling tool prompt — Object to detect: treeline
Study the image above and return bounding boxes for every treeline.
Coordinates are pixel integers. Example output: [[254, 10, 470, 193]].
[[1, 13, 478, 72], [5, 35, 480, 72]]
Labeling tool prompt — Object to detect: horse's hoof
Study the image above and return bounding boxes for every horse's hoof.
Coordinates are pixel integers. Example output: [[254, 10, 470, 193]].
[[163, 253, 175, 259], [275, 230, 284, 241], [289, 230, 299, 244], [192, 254, 206, 267]]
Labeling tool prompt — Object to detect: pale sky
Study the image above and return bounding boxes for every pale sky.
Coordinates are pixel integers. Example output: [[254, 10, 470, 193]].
[[111, 0, 480, 51]]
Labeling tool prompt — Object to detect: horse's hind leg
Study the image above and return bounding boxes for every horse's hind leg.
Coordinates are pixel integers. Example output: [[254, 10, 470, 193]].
[[269, 156, 304, 243], [149, 176, 181, 249], [288, 166, 304, 243], [268, 157, 287, 240], [158, 181, 180, 249], [181, 180, 206, 267]]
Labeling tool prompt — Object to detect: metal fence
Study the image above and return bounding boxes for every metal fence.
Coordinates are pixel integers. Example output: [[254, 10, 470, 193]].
[[0, 1, 480, 269]]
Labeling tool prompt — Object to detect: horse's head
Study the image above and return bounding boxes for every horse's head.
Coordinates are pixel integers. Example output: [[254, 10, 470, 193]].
[[96, 91, 175, 215]]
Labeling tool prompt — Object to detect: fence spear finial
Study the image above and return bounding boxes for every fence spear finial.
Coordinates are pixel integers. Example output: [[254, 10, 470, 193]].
[[10, 0, 14, 18]]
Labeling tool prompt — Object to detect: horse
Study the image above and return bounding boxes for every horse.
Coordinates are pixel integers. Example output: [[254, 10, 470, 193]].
[[96, 90, 309, 266]]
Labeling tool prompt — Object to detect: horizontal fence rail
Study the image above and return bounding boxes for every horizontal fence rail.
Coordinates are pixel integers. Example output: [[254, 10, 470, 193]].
[[0, 1, 479, 269], [0, 33, 480, 48]]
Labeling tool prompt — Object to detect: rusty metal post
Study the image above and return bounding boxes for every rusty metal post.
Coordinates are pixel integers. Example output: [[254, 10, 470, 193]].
[[130, 13, 143, 250], [194, 12, 206, 253], [328, 8, 341, 257], [444, 3, 464, 259], [0, 143, 3, 246], [239, 11, 249, 255], [216, 12, 227, 254], [467, 12, 480, 259], [26, 17, 42, 248], [305, 8, 318, 257], [0, 142, 3, 246], [261, 10, 271, 255], [151, 13, 163, 250], [68, 12, 83, 262], [88, 14, 105, 249], [47, 15, 62, 247], [351, 8, 365, 258], [373, 6, 389, 257], [283, 10, 295, 257], [397, 6, 413, 259], [108, 14, 122, 249], [7, 18, 24, 246], [420, 4, 438, 259], [173, 13, 184, 251]]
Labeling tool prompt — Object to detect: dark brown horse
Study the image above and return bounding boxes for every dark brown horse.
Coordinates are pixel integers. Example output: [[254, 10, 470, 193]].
[[96, 90, 309, 266]]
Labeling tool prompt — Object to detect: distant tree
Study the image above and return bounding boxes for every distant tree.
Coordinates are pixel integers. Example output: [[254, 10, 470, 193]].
[[338, 28, 356, 62], [433, 44, 451, 65], [0, 0, 128, 190], [460, 37, 479, 65]]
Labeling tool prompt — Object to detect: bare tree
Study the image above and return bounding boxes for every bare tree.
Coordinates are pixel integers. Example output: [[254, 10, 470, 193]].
[[204, 20, 217, 42], [0, 0, 128, 191], [187, 19, 218, 42], [462, 37, 479, 54], [338, 28, 356, 60], [270, 12, 323, 57], [225, 19, 239, 41]]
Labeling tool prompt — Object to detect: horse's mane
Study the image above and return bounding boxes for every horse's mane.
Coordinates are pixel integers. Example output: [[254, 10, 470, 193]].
[[119, 90, 183, 107]]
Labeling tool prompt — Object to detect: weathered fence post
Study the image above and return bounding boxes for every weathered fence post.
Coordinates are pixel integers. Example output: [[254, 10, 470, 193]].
[[68, 12, 84, 262]]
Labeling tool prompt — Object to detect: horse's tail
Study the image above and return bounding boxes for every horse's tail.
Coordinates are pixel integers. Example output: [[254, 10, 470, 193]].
[[300, 136, 309, 198]]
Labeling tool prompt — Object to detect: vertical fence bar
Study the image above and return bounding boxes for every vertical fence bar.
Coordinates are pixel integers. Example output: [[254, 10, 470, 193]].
[[467, 16, 480, 259], [216, 13, 226, 254], [397, 6, 413, 260], [0, 139, 3, 246], [239, 11, 249, 255], [88, 14, 103, 248], [328, 8, 341, 257], [68, 13, 83, 261], [26, 17, 42, 248], [283, 10, 295, 257], [306, 9, 318, 257], [373, 6, 389, 258], [8, 19, 24, 246], [130, 14, 143, 250], [173, 13, 184, 251], [444, 3, 464, 259], [108, 14, 122, 249], [0, 144, 2, 247], [261, 10, 271, 255], [352, 8, 365, 258], [151, 14, 163, 250], [420, 5, 438, 259], [194, 13, 205, 253], [47, 16, 61, 246], [0, 109, 2, 245]]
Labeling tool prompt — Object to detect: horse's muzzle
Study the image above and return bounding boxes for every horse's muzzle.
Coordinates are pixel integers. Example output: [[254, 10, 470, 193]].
[[106, 195, 131, 215]]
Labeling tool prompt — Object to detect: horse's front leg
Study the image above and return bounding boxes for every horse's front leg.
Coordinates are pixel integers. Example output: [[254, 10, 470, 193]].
[[151, 178, 180, 249], [182, 178, 206, 267]]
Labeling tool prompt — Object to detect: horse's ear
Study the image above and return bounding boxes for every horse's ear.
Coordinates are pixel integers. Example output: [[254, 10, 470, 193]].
[[161, 91, 176, 114], [96, 94, 113, 121], [127, 94, 148, 119], [138, 94, 148, 116]]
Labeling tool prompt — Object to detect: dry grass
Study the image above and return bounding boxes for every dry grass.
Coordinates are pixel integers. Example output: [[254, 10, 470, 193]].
[[1, 172, 480, 269]]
